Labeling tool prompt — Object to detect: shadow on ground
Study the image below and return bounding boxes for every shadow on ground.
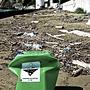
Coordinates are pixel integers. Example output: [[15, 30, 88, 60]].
[[0, 9, 37, 19], [55, 86, 83, 90]]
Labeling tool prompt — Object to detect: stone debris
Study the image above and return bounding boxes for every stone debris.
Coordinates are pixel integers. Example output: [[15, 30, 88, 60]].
[[0, 9, 90, 77], [23, 32, 37, 37], [69, 30, 90, 37], [69, 42, 82, 46], [31, 21, 39, 24], [72, 68, 83, 77], [72, 60, 90, 69], [55, 26, 64, 29], [45, 41, 58, 45], [59, 30, 90, 37], [46, 33, 64, 40]]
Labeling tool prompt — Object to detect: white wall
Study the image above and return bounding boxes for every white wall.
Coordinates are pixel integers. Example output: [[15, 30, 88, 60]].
[[62, 0, 90, 13], [36, 0, 44, 9]]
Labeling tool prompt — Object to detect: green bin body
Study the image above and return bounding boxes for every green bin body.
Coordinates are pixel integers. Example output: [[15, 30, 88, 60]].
[[8, 51, 60, 90]]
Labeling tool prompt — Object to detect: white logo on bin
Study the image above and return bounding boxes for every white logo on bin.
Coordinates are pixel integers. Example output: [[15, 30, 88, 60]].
[[21, 62, 40, 82]]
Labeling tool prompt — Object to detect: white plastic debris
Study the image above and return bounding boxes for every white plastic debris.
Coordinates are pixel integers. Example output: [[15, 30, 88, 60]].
[[59, 30, 69, 33], [24, 43, 32, 47], [53, 34, 65, 37], [86, 19, 90, 25], [72, 60, 90, 69], [23, 43, 42, 50], [59, 30, 90, 37], [55, 26, 64, 29], [31, 21, 39, 24], [69, 30, 90, 37], [70, 42, 82, 46], [45, 41, 58, 45], [32, 44, 42, 50], [46, 33, 64, 40], [23, 32, 36, 37], [72, 68, 83, 77]]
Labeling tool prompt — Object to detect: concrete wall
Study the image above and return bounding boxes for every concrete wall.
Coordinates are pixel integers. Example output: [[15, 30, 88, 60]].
[[62, 0, 90, 13]]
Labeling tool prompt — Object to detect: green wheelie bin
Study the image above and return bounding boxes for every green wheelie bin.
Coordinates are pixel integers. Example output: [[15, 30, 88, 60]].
[[8, 51, 60, 90]]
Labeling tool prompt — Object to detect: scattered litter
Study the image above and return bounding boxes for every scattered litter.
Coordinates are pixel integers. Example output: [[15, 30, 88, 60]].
[[23, 43, 42, 50], [46, 33, 64, 40], [23, 32, 36, 37], [72, 60, 90, 69], [69, 42, 82, 46], [72, 68, 83, 77], [32, 43, 42, 50], [23, 43, 32, 46], [55, 26, 64, 29], [45, 41, 58, 45], [59, 30, 69, 33], [59, 30, 90, 37], [53, 34, 65, 37], [0, 9, 90, 77], [31, 21, 39, 24], [69, 30, 90, 37], [62, 46, 71, 55]]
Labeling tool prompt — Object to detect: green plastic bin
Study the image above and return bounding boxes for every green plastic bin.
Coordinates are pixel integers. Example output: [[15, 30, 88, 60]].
[[8, 51, 60, 90]]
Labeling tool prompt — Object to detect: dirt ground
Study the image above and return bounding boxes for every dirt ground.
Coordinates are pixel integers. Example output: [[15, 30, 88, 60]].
[[0, 9, 90, 90]]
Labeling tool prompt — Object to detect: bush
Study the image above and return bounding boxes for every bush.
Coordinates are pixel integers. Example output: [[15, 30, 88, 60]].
[[75, 8, 86, 14]]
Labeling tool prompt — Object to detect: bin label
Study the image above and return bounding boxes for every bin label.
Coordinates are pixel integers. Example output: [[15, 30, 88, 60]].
[[20, 62, 40, 82]]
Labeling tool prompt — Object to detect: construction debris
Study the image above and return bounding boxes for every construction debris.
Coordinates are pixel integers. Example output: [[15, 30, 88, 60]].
[[0, 9, 90, 77], [23, 32, 37, 37], [72, 68, 83, 77], [31, 21, 39, 24], [72, 60, 90, 69], [59, 30, 90, 37], [46, 33, 64, 40], [45, 41, 58, 45], [55, 26, 64, 29]]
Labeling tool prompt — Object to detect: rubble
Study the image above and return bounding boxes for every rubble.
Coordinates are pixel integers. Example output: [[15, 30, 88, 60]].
[[45, 41, 58, 45], [55, 25, 64, 29], [31, 21, 39, 24], [72, 60, 90, 69], [46, 33, 64, 40], [23, 32, 37, 37], [59, 30, 90, 37], [72, 68, 83, 77], [0, 9, 90, 77]]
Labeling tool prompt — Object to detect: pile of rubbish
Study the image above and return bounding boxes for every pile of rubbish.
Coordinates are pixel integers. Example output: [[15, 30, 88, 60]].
[[0, 10, 90, 77]]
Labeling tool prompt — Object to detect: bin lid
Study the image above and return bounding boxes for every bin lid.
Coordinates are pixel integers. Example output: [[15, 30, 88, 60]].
[[9, 50, 57, 67], [8, 51, 58, 77]]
